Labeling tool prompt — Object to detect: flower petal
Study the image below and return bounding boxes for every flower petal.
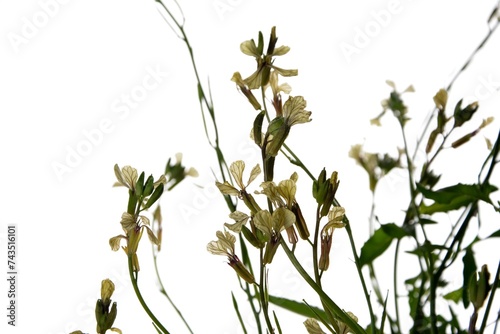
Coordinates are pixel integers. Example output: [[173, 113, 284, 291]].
[[140, 215, 150, 226], [224, 211, 250, 233], [120, 212, 137, 232], [216, 181, 240, 196], [109, 235, 126, 251], [253, 210, 272, 240], [114, 164, 126, 187], [277, 179, 296, 206], [145, 226, 160, 246], [121, 166, 138, 190], [247, 164, 261, 187], [272, 207, 296, 232], [272, 45, 290, 56], [283, 96, 311, 126], [240, 40, 260, 57], [230, 161, 246, 189]]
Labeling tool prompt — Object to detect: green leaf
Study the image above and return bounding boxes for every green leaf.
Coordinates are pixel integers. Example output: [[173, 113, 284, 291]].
[[380, 223, 409, 239], [462, 247, 477, 308], [359, 226, 394, 267], [268, 295, 328, 320], [273, 311, 282, 334], [231, 292, 248, 334], [417, 183, 498, 214], [444, 287, 463, 304], [487, 228, 500, 238]]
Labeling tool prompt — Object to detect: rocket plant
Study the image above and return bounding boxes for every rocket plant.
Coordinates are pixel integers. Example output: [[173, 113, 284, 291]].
[[70, 1, 500, 333]]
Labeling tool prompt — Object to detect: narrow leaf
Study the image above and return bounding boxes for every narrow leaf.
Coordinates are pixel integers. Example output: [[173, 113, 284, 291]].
[[231, 291, 248, 334], [268, 295, 328, 320]]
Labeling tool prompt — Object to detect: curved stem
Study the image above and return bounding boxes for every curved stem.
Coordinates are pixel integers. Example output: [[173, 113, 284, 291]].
[[413, 18, 499, 161], [279, 238, 367, 334], [128, 255, 170, 334], [152, 250, 194, 334]]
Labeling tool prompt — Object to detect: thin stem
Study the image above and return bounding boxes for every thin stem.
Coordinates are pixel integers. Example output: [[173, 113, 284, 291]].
[[312, 205, 321, 285], [156, 0, 236, 212], [281, 143, 316, 180], [413, 18, 499, 161], [393, 239, 402, 334], [152, 250, 194, 334], [279, 238, 367, 334], [128, 255, 170, 334], [259, 249, 275, 334]]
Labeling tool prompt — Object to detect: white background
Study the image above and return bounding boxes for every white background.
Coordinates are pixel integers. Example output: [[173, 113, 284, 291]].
[[1, 0, 500, 333]]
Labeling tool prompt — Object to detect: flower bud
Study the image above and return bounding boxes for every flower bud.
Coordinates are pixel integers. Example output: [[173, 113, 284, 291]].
[[453, 99, 479, 128], [144, 183, 164, 209], [142, 175, 155, 197], [265, 117, 290, 158], [292, 202, 309, 239], [469, 265, 492, 310], [319, 235, 332, 271], [228, 254, 256, 284], [101, 279, 115, 305], [135, 172, 145, 197]]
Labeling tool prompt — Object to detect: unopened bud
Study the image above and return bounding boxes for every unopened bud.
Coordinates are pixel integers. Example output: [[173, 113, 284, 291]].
[[228, 254, 256, 284]]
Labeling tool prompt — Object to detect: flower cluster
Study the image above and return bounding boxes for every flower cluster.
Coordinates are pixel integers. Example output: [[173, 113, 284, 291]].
[[109, 164, 166, 272]]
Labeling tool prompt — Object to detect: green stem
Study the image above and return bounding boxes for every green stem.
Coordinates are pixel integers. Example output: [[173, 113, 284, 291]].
[[280, 141, 375, 331], [393, 239, 402, 334], [279, 238, 367, 334], [128, 255, 170, 334], [413, 18, 499, 162], [152, 250, 194, 334], [282, 143, 315, 180], [259, 248, 275, 334]]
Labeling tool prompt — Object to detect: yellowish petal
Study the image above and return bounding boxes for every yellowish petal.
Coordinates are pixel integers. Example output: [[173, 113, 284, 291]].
[[144, 226, 159, 246], [303, 318, 326, 334], [120, 212, 137, 232], [216, 181, 240, 196], [272, 66, 298, 77], [247, 164, 261, 187], [140, 215, 150, 226], [114, 164, 126, 187], [283, 96, 311, 126], [185, 167, 199, 177], [225, 211, 250, 233], [109, 235, 126, 251], [216, 230, 236, 251], [121, 166, 138, 190], [153, 174, 167, 187], [277, 179, 296, 206], [272, 45, 290, 56], [386, 80, 396, 89], [253, 210, 273, 240], [230, 160, 246, 189], [272, 207, 296, 232], [240, 40, 260, 57]]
